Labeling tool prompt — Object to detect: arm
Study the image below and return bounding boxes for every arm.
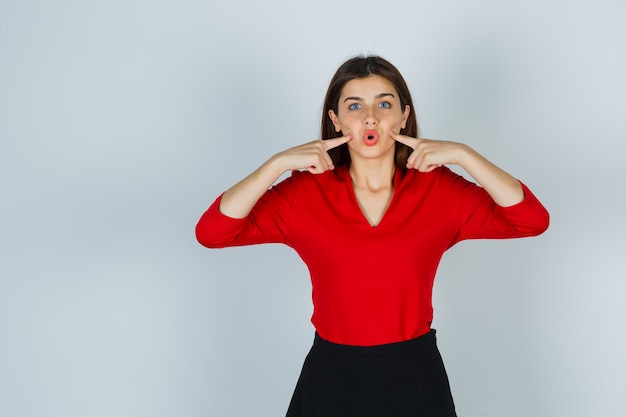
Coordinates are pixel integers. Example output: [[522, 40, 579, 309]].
[[389, 132, 548, 239], [196, 137, 350, 248], [196, 136, 352, 248]]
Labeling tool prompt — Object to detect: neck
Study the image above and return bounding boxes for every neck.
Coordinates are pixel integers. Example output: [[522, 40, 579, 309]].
[[348, 156, 396, 191]]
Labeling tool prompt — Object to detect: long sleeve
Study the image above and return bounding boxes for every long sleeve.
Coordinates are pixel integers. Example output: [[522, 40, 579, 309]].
[[442, 167, 550, 245], [195, 173, 297, 248]]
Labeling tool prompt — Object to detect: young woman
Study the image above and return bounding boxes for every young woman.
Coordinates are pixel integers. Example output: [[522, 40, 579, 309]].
[[196, 55, 549, 417]]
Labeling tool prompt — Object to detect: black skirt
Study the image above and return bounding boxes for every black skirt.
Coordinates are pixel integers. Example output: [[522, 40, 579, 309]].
[[286, 330, 457, 417]]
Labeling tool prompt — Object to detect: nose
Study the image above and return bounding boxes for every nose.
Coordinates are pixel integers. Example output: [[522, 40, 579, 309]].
[[364, 108, 378, 126]]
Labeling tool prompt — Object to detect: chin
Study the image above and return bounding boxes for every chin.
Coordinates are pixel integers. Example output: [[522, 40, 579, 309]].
[[352, 146, 395, 161]]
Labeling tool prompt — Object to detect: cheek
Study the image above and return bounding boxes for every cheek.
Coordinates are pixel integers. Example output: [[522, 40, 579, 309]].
[[337, 115, 359, 128], [379, 116, 402, 129], [338, 111, 355, 121], [391, 113, 407, 126]]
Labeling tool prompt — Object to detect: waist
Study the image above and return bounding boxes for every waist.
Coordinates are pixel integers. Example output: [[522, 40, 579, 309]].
[[313, 329, 437, 358]]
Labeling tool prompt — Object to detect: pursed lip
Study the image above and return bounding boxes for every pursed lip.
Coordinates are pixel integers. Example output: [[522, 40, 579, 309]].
[[363, 130, 379, 146]]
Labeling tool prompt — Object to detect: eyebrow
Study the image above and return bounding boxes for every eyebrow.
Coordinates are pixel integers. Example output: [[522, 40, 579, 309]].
[[343, 93, 396, 103]]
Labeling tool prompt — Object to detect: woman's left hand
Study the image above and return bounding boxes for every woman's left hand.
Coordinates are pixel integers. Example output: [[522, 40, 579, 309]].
[[389, 131, 468, 172], [390, 131, 525, 206]]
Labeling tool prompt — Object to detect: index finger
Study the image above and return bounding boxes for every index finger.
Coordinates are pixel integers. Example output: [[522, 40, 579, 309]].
[[322, 134, 352, 151], [389, 131, 418, 149]]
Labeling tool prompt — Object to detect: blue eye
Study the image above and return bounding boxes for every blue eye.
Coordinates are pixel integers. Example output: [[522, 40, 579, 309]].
[[348, 103, 361, 110], [379, 101, 391, 109]]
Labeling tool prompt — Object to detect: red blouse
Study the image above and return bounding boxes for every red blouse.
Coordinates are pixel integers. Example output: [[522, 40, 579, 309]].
[[196, 166, 549, 346]]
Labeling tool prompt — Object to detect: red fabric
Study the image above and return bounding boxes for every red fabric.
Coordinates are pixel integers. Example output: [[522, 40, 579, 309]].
[[196, 166, 549, 346]]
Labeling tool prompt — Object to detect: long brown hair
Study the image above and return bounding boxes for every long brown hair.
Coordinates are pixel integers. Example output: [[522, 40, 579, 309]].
[[321, 55, 419, 169]]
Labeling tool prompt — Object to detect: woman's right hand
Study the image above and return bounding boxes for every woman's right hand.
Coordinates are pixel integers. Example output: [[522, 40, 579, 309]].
[[274, 135, 352, 174], [219, 135, 351, 218]]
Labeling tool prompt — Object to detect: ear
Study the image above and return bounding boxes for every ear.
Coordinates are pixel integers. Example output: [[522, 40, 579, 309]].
[[401, 105, 410, 129], [328, 109, 342, 133]]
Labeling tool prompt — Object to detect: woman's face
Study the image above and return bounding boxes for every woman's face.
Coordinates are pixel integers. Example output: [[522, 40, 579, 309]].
[[329, 75, 410, 162]]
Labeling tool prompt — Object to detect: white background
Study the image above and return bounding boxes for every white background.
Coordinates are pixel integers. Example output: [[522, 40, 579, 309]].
[[1, 0, 625, 416]]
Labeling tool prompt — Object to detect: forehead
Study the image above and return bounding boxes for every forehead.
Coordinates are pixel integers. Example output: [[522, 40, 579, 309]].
[[340, 75, 399, 100]]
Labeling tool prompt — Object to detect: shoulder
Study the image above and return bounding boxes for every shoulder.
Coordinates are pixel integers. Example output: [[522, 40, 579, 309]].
[[269, 168, 348, 207], [397, 165, 463, 190], [281, 167, 348, 189]]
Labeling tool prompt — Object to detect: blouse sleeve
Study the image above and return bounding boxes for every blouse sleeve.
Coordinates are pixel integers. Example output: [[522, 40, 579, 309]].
[[195, 172, 298, 248], [443, 167, 550, 245]]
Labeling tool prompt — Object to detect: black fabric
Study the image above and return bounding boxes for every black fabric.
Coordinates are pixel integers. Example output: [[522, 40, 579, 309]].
[[286, 330, 457, 417]]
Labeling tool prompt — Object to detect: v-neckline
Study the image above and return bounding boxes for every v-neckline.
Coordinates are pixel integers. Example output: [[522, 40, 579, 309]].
[[344, 166, 399, 229]]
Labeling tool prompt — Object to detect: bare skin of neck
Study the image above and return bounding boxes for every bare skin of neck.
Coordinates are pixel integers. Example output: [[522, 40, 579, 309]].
[[349, 157, 396, 227]]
